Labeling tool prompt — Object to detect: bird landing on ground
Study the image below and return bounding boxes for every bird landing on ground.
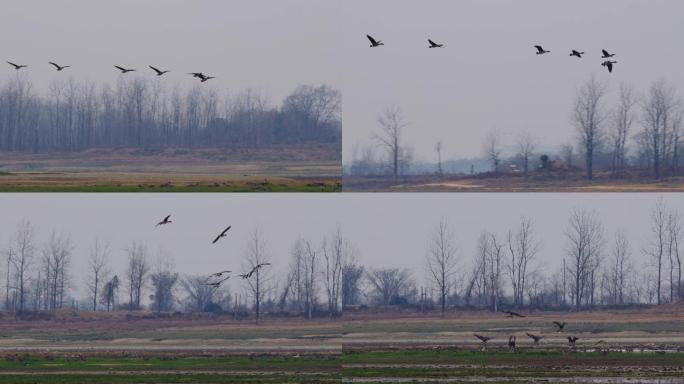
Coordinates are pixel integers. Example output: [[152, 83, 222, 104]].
[[503, 310, 525, 318], [428, 39, 444, 48], [534, 45, 550, 55], [366, 34, 384, 47], [526, 332, 543, 344], [553, 321, 566, 332]]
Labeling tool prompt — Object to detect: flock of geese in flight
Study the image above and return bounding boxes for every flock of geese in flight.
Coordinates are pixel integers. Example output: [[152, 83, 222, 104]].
[[155, 215, 270, 289], [366, 35, 619, 73], [5, 61, 217, 82], [474, 311, 580, 350]]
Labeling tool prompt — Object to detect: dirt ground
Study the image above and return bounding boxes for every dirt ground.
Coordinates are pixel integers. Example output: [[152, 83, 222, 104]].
[[343, 174, 684, 192], [0, 145, 341, 191]]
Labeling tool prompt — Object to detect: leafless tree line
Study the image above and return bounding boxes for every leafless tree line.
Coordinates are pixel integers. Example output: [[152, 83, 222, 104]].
[[347, 78, 683, 180], [0, 75, 341, 152], [1, 203, 681, 316]]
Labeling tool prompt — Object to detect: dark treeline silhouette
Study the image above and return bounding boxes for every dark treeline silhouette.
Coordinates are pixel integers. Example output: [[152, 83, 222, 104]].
[[0, 75, 341, 152]]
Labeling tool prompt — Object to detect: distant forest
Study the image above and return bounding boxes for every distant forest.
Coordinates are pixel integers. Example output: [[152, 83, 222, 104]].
[[0, 76, 341, 152]]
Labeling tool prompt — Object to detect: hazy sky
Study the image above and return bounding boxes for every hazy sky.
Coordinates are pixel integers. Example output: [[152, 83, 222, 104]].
[[0, 193, 676, 299], [0, 0, 341, 103], [342, 0, 684, 162]]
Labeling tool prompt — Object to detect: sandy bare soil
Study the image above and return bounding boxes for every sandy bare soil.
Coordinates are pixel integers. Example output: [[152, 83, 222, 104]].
[[344, 174, 684, 192]]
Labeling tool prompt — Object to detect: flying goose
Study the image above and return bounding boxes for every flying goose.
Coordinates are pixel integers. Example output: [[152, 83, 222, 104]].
[[205, 276, 230, 288], [49, 62, 70, 71], [155, 215, 172, 227], [366, 34, 384, 47], [114, 65, 135, 73], [428, 39, 444, 48], [199, 75, 215, 83], [208, 270, 232, 278], [212, 226, 232, 244], [149, 65, 170, 76], [601, 49, 615, 58], [7, 61, 27, 70], [552, 321, 566, 332], [567, 336, 579, 346], [534, 45, 550, 55], [569, 50, 584, 58], [601, 60, 617, 73]]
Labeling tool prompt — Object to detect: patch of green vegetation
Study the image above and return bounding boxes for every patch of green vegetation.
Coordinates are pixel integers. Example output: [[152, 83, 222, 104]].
[[342, 350, 684, 366], [0, 355, 339, 372], [0, 373, 340, 383]]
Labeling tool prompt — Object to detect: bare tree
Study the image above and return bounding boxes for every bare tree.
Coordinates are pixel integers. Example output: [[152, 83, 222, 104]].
[[483, 128, 502, 173], [485, 232, 504, 312], [560, 144, 575, 169], [40, 231, 73, 310], [150, 256, 179, 313], [434, 140, 444, 177], [565, 209, 605, 309], [366, 268, 413, 305], [341, 261, 364, 307], [181, 275, 219, 312], [610, 84, 636, 174], [302, 239, 318, 319], [101, 275, 119, 312], [507, 217, 540, 308], [640, 80, 682, 178], [607, 230, 632, 305], [667, 209, 682, 301], [242, 227, 271, 323], [87, 238, 110, 311], [10, 220, 36, 312], [572, 76, 608, 180], [425, 217, 457, 315], [645, 198, 668, 304], [375, 105, 408, 177], [322, 226, 346, 318], [125, 242, 150, 310], [516, 131, 536, 176]]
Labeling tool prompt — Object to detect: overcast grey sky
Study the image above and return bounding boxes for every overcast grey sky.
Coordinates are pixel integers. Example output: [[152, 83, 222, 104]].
[[0, 193, 676, 299], [342, 0, 684, 162], [0, 0, 341, 102]]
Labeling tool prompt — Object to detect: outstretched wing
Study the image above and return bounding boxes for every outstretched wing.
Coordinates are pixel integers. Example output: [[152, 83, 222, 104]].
[[602, 49, 609, 56], [49, 62, 60, 69], [534, 45, 543, 53], [114, 65, 126, 72], [366, 34, 378, 45], [149, 65, 162, 75], [428, 39, 437, 47]]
